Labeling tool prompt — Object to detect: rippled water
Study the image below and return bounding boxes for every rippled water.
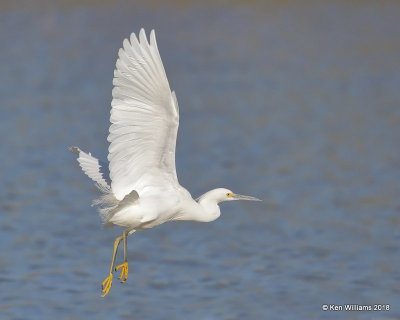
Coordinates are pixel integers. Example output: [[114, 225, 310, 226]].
[[1, 1, 400, 319]]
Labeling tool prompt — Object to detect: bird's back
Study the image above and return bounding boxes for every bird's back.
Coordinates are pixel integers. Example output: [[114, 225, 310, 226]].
[[108, 185, 193, 229]]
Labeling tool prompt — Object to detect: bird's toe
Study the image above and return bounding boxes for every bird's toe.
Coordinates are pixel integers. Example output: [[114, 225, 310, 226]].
[[101, 273, 113, 297], [115, 261, 129, 283]]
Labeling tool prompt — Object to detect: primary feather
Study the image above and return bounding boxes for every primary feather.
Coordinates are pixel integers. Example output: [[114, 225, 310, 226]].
[[69, 146, 110, 191]]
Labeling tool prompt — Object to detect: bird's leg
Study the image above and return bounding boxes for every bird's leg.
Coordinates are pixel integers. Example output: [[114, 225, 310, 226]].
[[115, 231, 129, 283], [101, 235, 123, 297]]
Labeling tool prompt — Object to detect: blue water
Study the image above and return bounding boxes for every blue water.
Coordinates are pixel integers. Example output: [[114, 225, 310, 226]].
[[1, 1, 399, 319]]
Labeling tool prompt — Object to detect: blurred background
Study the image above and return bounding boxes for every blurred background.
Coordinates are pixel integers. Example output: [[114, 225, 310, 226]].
[[1, 0, 399, 319]]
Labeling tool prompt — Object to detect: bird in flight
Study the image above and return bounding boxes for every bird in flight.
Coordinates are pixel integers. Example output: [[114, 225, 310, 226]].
[[70, 29, 260, 297]]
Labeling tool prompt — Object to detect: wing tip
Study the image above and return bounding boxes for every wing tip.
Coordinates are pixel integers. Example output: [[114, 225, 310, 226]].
[[139, 28, 147, 43], [149, 29, 157, 46], [128, 28, 157, 47], [122, 38, 130, 50], [69, 146, 80, 155], [129, 32, 138, 45]]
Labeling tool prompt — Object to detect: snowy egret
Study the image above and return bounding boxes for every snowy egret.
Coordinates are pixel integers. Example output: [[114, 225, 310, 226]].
[[70, 29, 261, 297]]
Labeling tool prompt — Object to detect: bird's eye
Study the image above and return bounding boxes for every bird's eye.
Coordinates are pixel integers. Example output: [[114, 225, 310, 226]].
[[226, 193, 232, 198]]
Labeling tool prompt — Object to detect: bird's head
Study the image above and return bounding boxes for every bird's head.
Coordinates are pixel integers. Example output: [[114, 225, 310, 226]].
[[198, 188, 261, 204]]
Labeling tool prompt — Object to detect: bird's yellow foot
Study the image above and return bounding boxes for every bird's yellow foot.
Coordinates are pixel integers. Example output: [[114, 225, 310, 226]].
[[115, 261, 129, 283], [101, 273, 113, 297]]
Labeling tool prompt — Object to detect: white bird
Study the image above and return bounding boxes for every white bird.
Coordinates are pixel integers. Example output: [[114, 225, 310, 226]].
[[70, 29, 260, 297]]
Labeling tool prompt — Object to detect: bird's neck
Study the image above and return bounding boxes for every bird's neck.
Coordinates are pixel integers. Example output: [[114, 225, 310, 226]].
[[173, 191, 221, 223], [195, 197, 221, 222], [176, 197, 221, 223]]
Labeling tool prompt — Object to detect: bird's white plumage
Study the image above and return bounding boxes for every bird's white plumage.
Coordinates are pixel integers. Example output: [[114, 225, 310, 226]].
[[108, 29, 179, 200], [71, 29, 261, 231], [70, 29, 261, 297], [71, 147, 110, 190]]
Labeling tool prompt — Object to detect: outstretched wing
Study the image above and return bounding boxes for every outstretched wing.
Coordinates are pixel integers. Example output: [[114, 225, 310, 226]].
[[108, 29, 180, 200], [69, 146, 110, 190]]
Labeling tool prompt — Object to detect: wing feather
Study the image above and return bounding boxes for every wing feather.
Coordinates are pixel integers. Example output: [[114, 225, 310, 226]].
[[108, 29, 179, 200], [69, 147, 110, 190]]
